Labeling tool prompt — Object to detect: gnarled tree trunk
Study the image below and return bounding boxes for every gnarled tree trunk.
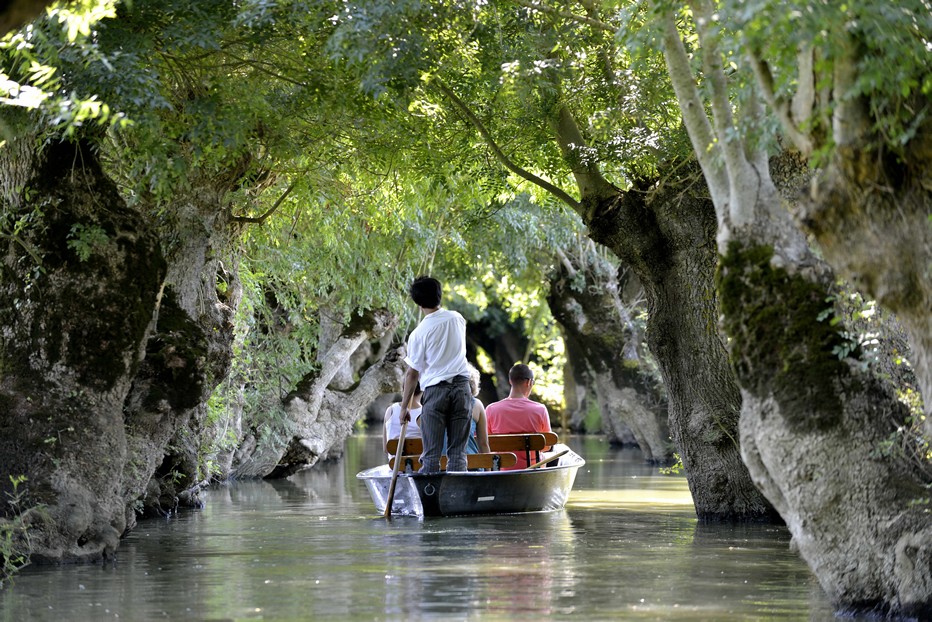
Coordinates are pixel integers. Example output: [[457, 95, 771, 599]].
[[799, 109, 932, 438], [547, 245, 671, 461], [660, 7, 932, 613], [0, 134, 165, 562], [442, 80, 773, 518], [721, 230, 932, 617], [120, 178, 243, 523], [232, 309, 402, 479], [583, 177, 776, 518]]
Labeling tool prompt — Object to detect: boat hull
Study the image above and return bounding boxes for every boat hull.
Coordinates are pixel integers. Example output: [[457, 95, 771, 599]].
[[357, 444, 584, 517]]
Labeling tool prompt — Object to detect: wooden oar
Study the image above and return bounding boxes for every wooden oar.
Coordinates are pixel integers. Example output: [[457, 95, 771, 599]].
[[383, 416, 409, 518], [527, 449, 569, 469]]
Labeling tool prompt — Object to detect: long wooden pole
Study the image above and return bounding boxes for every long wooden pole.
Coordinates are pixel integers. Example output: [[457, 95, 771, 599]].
[[383, 416, 409, 518]]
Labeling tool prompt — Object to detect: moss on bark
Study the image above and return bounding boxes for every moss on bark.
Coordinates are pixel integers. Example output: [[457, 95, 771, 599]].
[[717, 240, 854, 433], [0, 137, 165, 561]]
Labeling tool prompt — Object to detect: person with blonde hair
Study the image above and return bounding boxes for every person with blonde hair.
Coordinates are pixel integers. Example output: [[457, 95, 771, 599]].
[[425, 364, 490, 455], [465, 364, 491, 454]]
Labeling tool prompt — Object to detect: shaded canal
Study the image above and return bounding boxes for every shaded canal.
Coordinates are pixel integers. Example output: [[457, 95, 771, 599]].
[[1, 435, 847, 620]]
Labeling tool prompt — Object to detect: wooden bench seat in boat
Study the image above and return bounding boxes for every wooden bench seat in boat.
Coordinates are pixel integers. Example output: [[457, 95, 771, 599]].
[[487, 432, 559, 467], [386, 437, 517, 471], [388, 452, 518, 472], [387, 433, 559, 456]]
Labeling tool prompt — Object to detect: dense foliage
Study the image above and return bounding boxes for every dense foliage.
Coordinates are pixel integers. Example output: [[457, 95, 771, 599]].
[[0, 0, 927, 548]]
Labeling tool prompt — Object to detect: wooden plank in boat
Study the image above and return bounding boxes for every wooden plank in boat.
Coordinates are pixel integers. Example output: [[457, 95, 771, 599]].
[[487, 433, 548, 452], [386, 437, 423, 456], [388, 434, 560, 456], [389, 452, 518, 471]]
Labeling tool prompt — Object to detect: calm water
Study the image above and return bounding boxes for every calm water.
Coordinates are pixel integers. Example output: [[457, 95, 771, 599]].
[[0, 435, 845, 621]]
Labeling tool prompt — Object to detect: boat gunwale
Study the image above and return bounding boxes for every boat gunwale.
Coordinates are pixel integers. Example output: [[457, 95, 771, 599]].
[[356, 445, 585, 481]]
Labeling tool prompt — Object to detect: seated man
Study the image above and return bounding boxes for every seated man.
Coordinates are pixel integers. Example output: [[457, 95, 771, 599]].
[[486, 363, 552, 470]]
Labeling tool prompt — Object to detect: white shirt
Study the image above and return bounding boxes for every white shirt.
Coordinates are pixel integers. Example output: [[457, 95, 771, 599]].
[[403, 308, 470, 388], [385, 404, 422, 446]]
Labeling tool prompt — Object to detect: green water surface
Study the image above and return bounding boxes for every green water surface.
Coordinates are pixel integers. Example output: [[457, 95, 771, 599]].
[[0, 435, 846, 621]]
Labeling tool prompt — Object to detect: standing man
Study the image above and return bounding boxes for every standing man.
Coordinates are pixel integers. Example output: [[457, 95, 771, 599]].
[[400, 276, 472, 473], [486, 363, 552, 469]]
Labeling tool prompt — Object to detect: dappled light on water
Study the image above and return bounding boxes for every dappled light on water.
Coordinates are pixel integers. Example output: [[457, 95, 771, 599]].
[[569, 486, 695, 511], [0, 434, 844, 621]]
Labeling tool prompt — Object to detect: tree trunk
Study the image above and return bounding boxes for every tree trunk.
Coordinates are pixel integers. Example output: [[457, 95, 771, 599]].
[[269, 342, 405, 478], [560, 336, 594, 432], [658, 6, 932, 610], [535, 87, 774, 518], [439, 71, 771, 517], [0, 136, 165, 562], [547, 248, 671, 460], [719, 227, 932, 617], [120, 288, 210, 522], [232, 309, 401, 478], [798, 121, 932, 438], [466, 305, 530, 399], [585, 178, 779, 520], [0, 0, 57, 37], [120, 179, 242, 523]]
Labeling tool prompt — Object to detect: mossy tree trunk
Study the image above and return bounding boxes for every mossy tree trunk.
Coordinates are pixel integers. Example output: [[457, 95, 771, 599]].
[[748, 34, 931, 438], [661, 7, 932, 614], [547, 245, 671, 461], [583, 179, 776, 517], [120, 177, 243, 524], [720, 235, 932, 617], [0, 133, 165, 562], [799, 106, 932, 439]]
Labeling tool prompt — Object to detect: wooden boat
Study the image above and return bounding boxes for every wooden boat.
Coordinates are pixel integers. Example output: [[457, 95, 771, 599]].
[[357, 433, 585, 517]]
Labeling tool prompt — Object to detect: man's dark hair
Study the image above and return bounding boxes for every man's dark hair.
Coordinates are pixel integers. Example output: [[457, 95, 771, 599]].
[[409, 276, 442, 309], [509, 363, 534, 383]]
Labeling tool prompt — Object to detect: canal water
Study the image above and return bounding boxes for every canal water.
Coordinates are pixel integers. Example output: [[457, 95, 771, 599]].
[[0, 434, 846, 621]]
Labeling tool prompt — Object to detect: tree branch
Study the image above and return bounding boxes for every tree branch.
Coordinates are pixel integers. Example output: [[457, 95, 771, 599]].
[[435, 80, 582, 210], [831, 33, 870, 149], [515, 0, 616, 33], [551, 103, 619, 202], [691, 0, 771, 228], [0, 230, 43, 265], [219, 52, 310, 88], [555, 247, 578, 278], [690, 0, 750, 181], [231, 179, 298, 224], [656, 8, 729, 212], [746, 47, 813, 155]]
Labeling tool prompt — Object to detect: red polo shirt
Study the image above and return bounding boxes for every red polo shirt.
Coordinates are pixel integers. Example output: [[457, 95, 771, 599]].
[[486, 397, 552, 469]]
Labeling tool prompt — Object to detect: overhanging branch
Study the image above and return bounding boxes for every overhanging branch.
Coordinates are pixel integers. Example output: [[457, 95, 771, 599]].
[[656, 8, 728, 209], [515, 0, 616, 33], [435, 80, 581, 211], [231, 179, 298, 225]]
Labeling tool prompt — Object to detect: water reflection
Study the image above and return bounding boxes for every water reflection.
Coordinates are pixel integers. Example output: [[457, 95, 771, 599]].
[[378, 512, 577, 617], [0, 434, 850, 621]]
